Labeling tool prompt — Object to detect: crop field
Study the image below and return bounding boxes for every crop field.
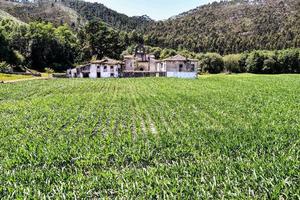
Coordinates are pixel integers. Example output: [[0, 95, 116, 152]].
[[0, 74, 299, 199]]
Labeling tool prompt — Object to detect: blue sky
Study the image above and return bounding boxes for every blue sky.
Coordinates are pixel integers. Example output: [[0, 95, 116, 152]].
[[85, 0, 218, 20]]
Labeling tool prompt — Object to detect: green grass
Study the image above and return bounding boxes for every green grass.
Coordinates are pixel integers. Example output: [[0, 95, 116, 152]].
[[0, 73, 33, 81], [0, 74, 299, 198]]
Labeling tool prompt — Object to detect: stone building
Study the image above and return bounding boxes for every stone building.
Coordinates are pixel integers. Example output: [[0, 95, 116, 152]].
[[123, 45, 163, 72]]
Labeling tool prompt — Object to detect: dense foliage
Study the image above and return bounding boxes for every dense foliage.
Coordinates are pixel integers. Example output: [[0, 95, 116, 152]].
[[0, 19, 132, 71], [0, 19, 80, 71], [0, 75, 299, 198], [195, 49, 300, 74], [143, 0, 300, 54]]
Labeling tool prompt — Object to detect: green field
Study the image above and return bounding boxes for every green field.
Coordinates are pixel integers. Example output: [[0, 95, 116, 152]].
[[0, 74, 299, 198]]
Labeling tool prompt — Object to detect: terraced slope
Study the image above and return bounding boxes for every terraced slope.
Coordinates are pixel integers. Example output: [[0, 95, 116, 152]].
[[0, 75, 299, 198]]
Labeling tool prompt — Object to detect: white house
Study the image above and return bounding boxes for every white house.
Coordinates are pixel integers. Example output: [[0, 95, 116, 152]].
[[162, 55, 198, 78], [67, 57, 122, 78]]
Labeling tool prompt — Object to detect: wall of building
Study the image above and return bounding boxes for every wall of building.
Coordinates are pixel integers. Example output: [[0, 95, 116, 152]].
[[125, 60, 134, 71], [89, 64, 119, 78], [164, 61, 185, 72], [166, 72, 197, 78]]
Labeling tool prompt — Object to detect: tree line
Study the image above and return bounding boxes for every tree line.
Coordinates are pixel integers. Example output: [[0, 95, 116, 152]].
[[0, 19, 143, 72], [197, 49, 300, 74]]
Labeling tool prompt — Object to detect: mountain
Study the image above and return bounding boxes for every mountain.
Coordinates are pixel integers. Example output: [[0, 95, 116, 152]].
[[0, 0, 86, 27], [63, 0, 153, 31], [0, 0, 153, 30], [142, 0, 300, 54]]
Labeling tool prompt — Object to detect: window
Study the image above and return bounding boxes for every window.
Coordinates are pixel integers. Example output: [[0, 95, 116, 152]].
[[103, 66, 107, 72], [110, 73, 114, 77], [110, 66, 114, 71], [179, 64, 183, 72]]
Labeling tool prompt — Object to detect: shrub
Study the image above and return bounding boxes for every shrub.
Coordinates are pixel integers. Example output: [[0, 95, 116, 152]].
[[199, 53, 224, 74], [45, 67, 54, 74], [246, 51, 270, 73], [0, 61, 12, 73], [262, 57, 277, 74], [278, 49, 300, 73], [223, 54, 242, 73]]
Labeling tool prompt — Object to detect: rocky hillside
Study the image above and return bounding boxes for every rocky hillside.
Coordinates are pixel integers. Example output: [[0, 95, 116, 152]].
[[142, 0, 300, 54]]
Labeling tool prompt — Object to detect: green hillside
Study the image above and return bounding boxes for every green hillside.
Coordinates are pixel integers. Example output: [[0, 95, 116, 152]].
[[143, 0, 300, 54]]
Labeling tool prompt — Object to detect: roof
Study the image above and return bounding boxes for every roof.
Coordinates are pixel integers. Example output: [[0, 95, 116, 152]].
[[163, 54, 198, 62], [91, 57, 123, 65], [76, 64, 89, 69], [163, 54, 188, 61]]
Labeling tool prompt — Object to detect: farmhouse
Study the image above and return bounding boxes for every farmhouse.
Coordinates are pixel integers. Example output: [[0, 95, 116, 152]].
[[162, 55, 198, 78], [67, 45, 198, 79], [67, 57, 122, 78]]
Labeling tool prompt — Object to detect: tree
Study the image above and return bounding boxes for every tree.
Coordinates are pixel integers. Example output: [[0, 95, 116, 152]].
[[223, 54, 242, 73], [198, 53, 224, 73], [26, 22, 79, 71], [0, 31, 16, 64], [246, 51, 265, 73], [83, 20, 125, 60]]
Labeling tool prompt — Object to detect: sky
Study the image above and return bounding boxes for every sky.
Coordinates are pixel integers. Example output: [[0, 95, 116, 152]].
[[85, 0, 218, 20]]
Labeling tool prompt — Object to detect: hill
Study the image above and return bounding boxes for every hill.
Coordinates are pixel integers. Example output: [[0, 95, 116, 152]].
[[0, 0, 153, 30], [142, 0, 300, 54], [0, 0, 85, 27], [63, 0, 153, 31]]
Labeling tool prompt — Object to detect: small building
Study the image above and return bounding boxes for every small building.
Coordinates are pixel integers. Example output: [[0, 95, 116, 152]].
[[67, 57, 122, 78], [123, 45, 166, 77], [162, 55, 198, 78]]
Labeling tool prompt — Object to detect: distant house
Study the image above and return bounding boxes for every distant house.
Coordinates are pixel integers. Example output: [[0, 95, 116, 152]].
[[162, 55, 198, 78], [68, 45, 199, 79], [67, 57, 122, 78]]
